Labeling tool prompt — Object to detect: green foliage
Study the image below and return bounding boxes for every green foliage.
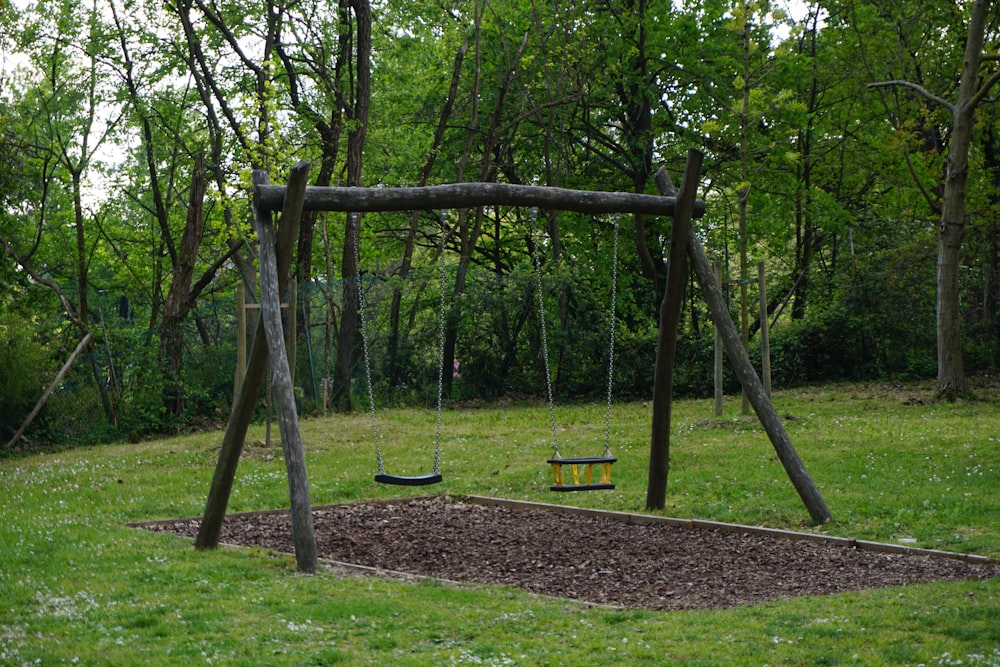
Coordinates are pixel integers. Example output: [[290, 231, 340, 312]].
[[178, 342, 237, 425], [768, 236, 938, 385], [0, 312, 55, 440], [3, 0, 999, 446], [36, 368, 119, 447], [769, 305, 874, 384]]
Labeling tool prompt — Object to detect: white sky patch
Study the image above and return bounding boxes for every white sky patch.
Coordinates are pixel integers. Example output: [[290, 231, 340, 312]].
[[772, 0, 828, 42]]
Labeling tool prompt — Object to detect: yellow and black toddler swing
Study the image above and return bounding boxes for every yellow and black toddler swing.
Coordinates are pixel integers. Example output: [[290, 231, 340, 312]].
[[530, 208, 620, 491]]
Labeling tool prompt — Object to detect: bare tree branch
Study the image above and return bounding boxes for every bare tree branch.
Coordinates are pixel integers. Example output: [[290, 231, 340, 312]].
[[868, 80, 957, 114], [969, 68, 1000, 108], [0, 235, 85, 330]]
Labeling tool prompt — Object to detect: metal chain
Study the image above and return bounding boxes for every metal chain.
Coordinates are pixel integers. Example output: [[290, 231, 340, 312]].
[[529, 207, 560, 459], [603, 213, 621, 457], [352, 212, 385, 475], [432, 210, 448, 474]]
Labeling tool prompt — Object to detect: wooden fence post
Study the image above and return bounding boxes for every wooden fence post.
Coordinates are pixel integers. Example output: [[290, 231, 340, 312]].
[[714, 260, 724, 417], [235, 283, 246, 399]]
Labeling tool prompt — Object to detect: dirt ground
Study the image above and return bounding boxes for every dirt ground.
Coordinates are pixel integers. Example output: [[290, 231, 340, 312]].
[[142, 496, 999, 611]]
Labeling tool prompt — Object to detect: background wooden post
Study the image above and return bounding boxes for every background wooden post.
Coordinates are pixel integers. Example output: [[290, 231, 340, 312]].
[[714, 260, 724, 417], [758, 261, 772, 398], [235, 283, 246, 400]]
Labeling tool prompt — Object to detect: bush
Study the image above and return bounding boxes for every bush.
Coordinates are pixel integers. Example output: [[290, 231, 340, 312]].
[[0, 312, 57, 445]]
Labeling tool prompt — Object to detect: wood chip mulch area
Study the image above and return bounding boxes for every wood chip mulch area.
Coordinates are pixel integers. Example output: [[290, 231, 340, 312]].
[[143, 496, 999, 611]]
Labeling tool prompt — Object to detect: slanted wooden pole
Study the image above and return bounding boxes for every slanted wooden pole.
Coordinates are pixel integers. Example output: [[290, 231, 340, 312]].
[[196, 161, 311, 551], [646, 149, 703, 510], [254, 167, 316, 573], [685, 223, 832, 524], [7, 332, 93, 449]]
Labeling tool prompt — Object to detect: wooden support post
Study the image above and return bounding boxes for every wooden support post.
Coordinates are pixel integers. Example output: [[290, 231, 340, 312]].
[[686, 227, 832, 524], [758, 262, 772, 398], [196, 161, 312, 553], [646, 149, 703, 510], [254, 167, 316, 573], [714, 260, 724, 417], [287, 278, 297, 392], [235, 283, 247, 401], [239, 281, 296, 446]]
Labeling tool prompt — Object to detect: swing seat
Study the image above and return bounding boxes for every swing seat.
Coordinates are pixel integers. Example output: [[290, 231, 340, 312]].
[[547, 456, 616, 492], [375, 471, 443, 486]]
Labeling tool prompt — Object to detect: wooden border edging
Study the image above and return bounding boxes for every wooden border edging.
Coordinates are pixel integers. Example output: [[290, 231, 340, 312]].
[[133, 494, 994, 566], [461, 495, 995, 565]]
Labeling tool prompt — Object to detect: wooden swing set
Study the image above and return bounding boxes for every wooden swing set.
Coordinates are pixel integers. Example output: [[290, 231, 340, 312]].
[[195, 152, 831, 573]]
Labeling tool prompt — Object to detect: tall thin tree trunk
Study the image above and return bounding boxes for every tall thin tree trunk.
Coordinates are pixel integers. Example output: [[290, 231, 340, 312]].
[[737, 4, 753, 415], [792, 10, 820, 320], [986, 223, 1000, 368], [387, 40, 468, 387], [159, 154, 207, 417], [332, 0, 371, 411], [935, 0, 994, 399]]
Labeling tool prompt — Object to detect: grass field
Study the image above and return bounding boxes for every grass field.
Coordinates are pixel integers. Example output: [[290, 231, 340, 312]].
[[2, 379, 998, 665]]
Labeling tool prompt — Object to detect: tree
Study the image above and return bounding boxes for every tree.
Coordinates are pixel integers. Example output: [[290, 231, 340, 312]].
[[870, 0, 1000, 399], [108, 0, 242, 419], [332, 0, 373, 411], [0, 0, 121, 423]]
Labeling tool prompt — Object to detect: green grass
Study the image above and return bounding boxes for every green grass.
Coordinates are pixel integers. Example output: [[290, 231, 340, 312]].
[[2, 380, 998, 665]]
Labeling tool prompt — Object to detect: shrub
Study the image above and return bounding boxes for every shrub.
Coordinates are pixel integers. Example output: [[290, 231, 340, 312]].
[[0, 312, 57, 446]]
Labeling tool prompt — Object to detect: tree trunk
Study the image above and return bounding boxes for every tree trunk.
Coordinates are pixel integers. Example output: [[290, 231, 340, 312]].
[[160, 154, 207, 417], [936, 0, 993, 400], [331, 0, 372, 412], [387, 40, 468, 388], [983, 125, 1000, 369], [70, 166, 116, 425], [937, 213, 968, 399], [737, 5, 753, 416], [441, 15, 526, 399], [335, 215, 360, 412], [987, 225, 1000, 368], [792, 10, 820, 321]]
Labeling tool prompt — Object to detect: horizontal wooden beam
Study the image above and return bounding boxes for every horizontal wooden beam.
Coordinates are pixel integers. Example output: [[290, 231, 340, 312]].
[[254, 182, 705, 217]]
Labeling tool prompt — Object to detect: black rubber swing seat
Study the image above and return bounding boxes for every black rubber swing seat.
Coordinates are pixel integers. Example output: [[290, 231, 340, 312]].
[[375, 472, 443, 486], [547, 456, 616, 492]]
